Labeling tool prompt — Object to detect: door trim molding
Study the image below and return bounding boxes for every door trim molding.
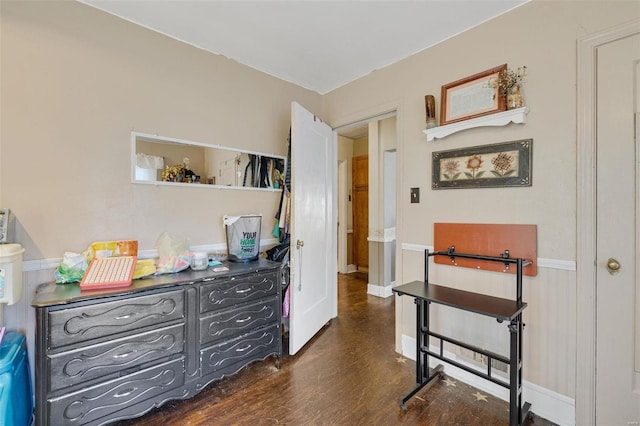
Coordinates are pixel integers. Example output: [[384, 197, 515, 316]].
[[337, 159, 349, 274], [576, 19, 640, 426], [332, 111, 397, 134]]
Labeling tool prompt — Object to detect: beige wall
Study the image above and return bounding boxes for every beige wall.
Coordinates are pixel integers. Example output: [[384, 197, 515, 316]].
[[352, 136, 368, 157], [1, 1, 321, 259], [3, 0, 640, 413], [323, 0, 640, 400]]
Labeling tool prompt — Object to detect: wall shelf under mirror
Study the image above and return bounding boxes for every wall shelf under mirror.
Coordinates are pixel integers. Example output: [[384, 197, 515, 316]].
[[132, 132, 286, 191], [423, 107, 529, 141]]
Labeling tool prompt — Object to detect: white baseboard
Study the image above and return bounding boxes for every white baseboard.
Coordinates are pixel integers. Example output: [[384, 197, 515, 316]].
[[401, 335, 575, 426], [344, 264, 359, 274], [367, 283, 394, 298]]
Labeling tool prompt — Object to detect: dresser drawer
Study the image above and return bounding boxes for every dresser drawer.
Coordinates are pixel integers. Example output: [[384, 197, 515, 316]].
[[48, 357, 185, 425], [200, 271, 278, 313], [200, 323, 280, 377], [48, 290, 184, 349], [48, 323, 184, 392], [199, 295, 279, 346]]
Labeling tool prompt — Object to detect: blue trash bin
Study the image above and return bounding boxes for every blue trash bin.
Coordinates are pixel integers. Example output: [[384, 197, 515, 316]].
[[0, 331, 33, 426]]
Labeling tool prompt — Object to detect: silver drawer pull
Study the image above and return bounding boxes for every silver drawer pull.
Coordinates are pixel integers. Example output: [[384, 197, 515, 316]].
[[113, 351, 133, 359], [236, 316, 252, 323], [236, 344, 252, 352], [115, 314, 134, 320], [235, 287, 252, 294], [114, 387, 137, 398]]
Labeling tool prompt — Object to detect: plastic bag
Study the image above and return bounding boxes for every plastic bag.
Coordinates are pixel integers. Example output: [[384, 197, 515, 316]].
[[266, 241, 289, 263], [223, 215, 261, 262], [55, 239, 147, 284], [154, 232, 190, 275], [54, 252, 88, 284]]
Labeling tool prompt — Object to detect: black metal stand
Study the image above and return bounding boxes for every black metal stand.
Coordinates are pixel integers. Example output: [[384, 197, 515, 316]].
[[393, 247, 532, 426]]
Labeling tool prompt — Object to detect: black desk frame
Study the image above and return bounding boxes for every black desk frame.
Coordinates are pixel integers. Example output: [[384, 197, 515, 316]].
[[393, 247, 532, 426]]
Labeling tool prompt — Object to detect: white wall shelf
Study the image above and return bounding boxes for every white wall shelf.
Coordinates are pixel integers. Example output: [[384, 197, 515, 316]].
[[423, 107, 529, 141]]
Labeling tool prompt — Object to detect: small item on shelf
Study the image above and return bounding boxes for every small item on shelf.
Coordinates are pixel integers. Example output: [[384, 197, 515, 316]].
[[424, 95, 437, 129], [440, 64, 507, 125], [209, 250, 227, 262], [208, 258, 223, 268], [190, 251, 208, 271], [80, 256, 137, 290], [155, 232, 191, 274], [224, 215, 262, 263], [507, 88, 524, 109], [133, 258, 156, 279], [488, 65, 527, 110], [162, 164, 185, 182], [89, 240, 138, 259]]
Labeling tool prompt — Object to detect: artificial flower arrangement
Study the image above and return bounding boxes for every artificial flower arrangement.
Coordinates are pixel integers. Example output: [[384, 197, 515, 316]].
[[162, 157, 193, 182], [161, 164, 186, 182], [489, 65, 527, 96]]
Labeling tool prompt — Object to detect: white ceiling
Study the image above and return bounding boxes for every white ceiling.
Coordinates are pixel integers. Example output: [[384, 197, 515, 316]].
[[79, 0, 528, 95]]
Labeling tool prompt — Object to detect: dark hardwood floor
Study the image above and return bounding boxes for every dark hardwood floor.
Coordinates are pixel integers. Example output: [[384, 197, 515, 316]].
[[117, 272, 555, 425]]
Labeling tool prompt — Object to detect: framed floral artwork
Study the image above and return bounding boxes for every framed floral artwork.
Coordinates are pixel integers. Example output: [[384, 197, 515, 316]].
[[432, 139, 532, 189]]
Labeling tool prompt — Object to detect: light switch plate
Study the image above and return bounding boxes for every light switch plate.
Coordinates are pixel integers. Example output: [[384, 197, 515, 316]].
[[410, 188, 420, 203]]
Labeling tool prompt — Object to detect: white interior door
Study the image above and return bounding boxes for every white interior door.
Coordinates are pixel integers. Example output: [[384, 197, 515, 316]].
[[289, 101, 337, 355], [596, 32, 640, 425]]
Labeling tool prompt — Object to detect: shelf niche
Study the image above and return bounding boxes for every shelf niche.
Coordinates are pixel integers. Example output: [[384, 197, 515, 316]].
[[423, 107, 529, 141]]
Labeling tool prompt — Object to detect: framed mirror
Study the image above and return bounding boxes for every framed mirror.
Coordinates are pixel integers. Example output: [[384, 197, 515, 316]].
[[132, 132, 286, 191]]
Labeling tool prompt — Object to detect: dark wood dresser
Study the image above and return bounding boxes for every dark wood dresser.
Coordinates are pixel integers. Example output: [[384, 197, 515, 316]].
[[32, 259, 282, 425]]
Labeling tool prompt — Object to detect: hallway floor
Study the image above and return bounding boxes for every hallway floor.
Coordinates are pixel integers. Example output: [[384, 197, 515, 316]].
[[117, 272, 554, 425]]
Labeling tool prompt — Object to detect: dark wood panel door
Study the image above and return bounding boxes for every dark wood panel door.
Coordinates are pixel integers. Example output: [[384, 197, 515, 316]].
[[352, 155, 369, 268]]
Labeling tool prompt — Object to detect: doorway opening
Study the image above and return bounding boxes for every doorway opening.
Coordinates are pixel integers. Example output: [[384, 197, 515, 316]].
[[335, 112, 397, 297]]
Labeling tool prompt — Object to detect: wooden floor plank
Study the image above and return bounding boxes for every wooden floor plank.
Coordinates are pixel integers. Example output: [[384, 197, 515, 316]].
[[117, 272, 555, 425]]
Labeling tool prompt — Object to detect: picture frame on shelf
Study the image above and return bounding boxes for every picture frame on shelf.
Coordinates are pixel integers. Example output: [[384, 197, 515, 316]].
[[432, 139, 532, 189], [440, 64, 506, 126]]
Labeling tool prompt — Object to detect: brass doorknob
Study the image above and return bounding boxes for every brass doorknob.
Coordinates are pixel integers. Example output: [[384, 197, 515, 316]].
[[606, 258, 621, 274]]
